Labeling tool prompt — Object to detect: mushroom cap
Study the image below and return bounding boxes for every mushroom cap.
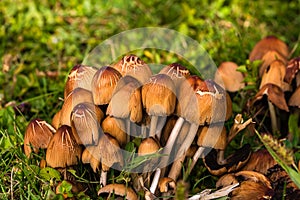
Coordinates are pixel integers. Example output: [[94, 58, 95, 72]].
[[260, 60, 290, 91], [285, 57, 300, 84], [51, 109, 61, 129], [159, 63, 190, 90], [46, 125, 82, 168], [288, 85, 300, 107], [24, 118, 55, 157], [197, 124, 227, 150], [142, 74, 176, 116], [138, 137, 160, 155], [107, 75, 143, 123], [158, 177, 176, 193], [112, 54, 152, 83], [214, 61, 245, 92], [252, 83, 289, 111], [91, 66, 122, 105], [176, 76, 232, 125], [81, 146, 101, 173], [60, 88, 94, 126], [71, 102, 104, 145], [249, 36, 289, 63], [98, 183, 138, 200], [64, 64, 98, 98], [259, 50, 287, 77], [101, 116, 127, 147]]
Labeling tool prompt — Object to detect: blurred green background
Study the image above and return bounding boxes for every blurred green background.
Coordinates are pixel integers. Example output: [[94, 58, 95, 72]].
[[0, 0, 300, 199]]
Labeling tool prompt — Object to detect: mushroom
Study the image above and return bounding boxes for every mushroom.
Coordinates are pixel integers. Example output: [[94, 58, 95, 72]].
[[98, 183, 138, 200], [51, 109, 61, 129], [91, 66, 122, 107], [64, 64, 98, 98], [285, 57, 300, 84], [158, 177, 176, 193], [107, 75, 143, 139], [70, 102, 104, 145], [288, 85, 300, 108], [249, 35, 289, 76], [46, 125, 82, 168], [24, 118, 56, 158], [214, 61, 245, 92], [112, 54, 152, 84], [59, 88, 94, 126], [101, 115, 127, 147], [142, 74, 176, 138]]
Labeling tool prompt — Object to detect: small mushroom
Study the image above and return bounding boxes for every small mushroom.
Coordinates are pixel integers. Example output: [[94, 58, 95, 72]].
[[112, 54, 152, 84], [142, 74, 176, 138], [158, 177, 176, 193], [71, 102, 104, 145], [64, 64, 98, 98], [98, 183, 138, 200], [214, 61, 245, 92], [24, 118, 56, 157], [46, 125, 82, 168], [101, 116, 127, 147], [91, 66, 122, 106]]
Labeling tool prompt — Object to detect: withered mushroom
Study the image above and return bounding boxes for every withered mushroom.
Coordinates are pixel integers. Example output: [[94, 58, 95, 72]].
[[98, 183, 138, 200], [24, 118, 55, 157], [288, 85, 300, 108], [46, 125, 82, 168], [285, 57, 300, 84], [214, 61, 245, 92], [71, 102, 104, 145], [64, 64, 98, 98], [142, 74, 176, 138], [91, 66, 122, 106], [112, 54, 152, 84]]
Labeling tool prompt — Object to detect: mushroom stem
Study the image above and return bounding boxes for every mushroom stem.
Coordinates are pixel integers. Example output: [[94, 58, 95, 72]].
[[149, 116, 158, 138], [188, 147, 205, 175], [149, 168, 161, 194], [100, 170, 107, 187], [126, 118, 131, 143], [268, 101, 278, 134], [155, 116, 167, 140], [168, 123, 199, 181]]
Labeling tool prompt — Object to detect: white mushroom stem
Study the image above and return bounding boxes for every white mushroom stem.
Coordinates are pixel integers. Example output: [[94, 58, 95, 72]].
[[268, 101, 278, 134], [188, 147, 205, 175], [168, 123, 199, 181], [149, 168, 161, 194], [149, 116, 159, 138], [126, 118, 131, 143], [100, 170, 107, 187]]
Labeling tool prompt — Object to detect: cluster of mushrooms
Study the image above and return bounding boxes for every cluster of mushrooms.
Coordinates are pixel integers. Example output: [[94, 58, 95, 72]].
[[24, 36, 300, 199]]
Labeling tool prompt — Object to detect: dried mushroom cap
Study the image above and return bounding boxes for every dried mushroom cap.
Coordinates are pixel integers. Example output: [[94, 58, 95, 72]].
[[288, 85, 300, 107], [92, 66, 122, 105], [259, 50, 287, 77], [64, 64, 98, 98], [112, 54, 152, 83], [197, 124, 227, 150], [251, 83, 289, 111], [260, 60, 290, 91], [203, 144, 251, 176], [142, 74, 176, 116], [46, 125, 82, 168], [60, 88, 94, 126], [158, 177, 176, 193], [249, 36, 289, 63], [107, 75, 143, 123], [101, 116, 127, 147], [159, 63, 190, 89], [285, 57, 300, 84], [98, 183, 138, 200], [177, 76, 232, 125], [71, 102, 104, 145], [214, 61, 245, 92], [242, 149, 277, 174], [24, 118, 55, 157]]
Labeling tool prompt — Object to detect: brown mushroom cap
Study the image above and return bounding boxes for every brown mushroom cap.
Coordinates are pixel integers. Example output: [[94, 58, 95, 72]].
[[142, 74, 176, 116], [177, 76, 232, 125], [46, 125, 82, 168], [60, 88, 94, 126], [51, 109, 61, 129], [288, 85, 300, 108], [91, 66, 122, 105], [64, 64, 98, 98], [101, 116, 127, 147], [81, 147, 100, 173], [112, 54, 152, 84], [98, 183, 138, 200], [138, 137, 160, 155], [197, 124, 227, 151], [259, 50, 287, 77], [158, 177, 176, 193], [107, 75, 143, 123], [24, 118, 55, 157], [285, 57, 300, 84], [71, 102, 104, 145], [214, 61, 245, 92]]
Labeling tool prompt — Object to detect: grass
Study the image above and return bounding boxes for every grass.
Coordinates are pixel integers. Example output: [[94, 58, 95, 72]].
[[1, 0, 300, 199]]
